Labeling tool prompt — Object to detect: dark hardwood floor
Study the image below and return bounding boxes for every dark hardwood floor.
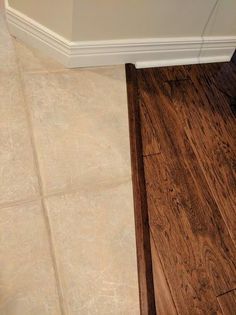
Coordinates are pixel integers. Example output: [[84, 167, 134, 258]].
[[126, 62, 236, 315]]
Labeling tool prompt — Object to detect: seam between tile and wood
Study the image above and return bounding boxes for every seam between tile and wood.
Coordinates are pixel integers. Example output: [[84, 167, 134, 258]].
[[125, 63, 156, 315]]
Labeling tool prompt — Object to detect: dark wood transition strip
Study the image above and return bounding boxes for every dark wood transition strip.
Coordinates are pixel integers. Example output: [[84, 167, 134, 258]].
[[125, 64, 156, 315]]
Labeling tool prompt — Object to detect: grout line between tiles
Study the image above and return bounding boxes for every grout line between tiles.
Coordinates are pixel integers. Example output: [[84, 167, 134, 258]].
[[0, 176, 132, 211], [0, 196, 41, 210], [13, 44, 67, 315], [20, 68, 71, 75], [40, 197, 68, 315], [43, 177, 132, 199], [22, 65, 122, 75]]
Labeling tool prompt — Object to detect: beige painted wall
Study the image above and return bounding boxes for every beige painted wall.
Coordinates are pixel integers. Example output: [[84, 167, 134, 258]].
[[203, 0, 236, 37], [8, 0, 74, 40], [72, 0, 217, 41], [8, 0, 236, 42]]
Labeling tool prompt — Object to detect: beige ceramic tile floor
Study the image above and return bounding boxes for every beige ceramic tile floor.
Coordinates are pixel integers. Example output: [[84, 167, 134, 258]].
[[0, 8, 140, 315]]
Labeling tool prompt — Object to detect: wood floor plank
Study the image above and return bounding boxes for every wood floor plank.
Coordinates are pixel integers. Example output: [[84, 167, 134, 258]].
[[162, 68, 236, 244], [218, 290, 236, 315], [143, 66, 188, 83], [140, 102, 161, 156], [138, 68, 236, 313], [145, 154, 223, 314], [150, 235, 178, 315], [200, 62, 236, 100]]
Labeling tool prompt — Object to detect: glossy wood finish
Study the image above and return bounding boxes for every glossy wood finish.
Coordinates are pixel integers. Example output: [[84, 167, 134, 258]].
[[126, 62, 236, 314]]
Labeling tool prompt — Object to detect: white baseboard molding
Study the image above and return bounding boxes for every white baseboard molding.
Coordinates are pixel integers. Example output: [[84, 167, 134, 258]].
[[5, 1, 236, 69]]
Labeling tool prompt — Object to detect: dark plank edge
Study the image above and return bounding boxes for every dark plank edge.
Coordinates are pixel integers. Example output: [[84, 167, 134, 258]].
[[125, 63, 156, 315], [231, 50, 236, 65]]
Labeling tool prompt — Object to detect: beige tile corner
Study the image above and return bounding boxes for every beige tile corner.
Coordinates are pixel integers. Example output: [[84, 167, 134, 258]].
[[22, 66, 131, 195], [44, 181, 140, 315], [0, 201, 62, 315]]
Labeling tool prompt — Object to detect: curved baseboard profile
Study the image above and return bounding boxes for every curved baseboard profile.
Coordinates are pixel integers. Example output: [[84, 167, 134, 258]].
[[5, 1, 236, 68]]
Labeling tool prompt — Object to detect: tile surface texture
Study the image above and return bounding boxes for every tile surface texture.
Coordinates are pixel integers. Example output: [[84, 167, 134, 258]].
[[13, 39, 64, 73], [0, 64, 39, 205], [0, 10, 139, 315], [0, 201, 61, 315], [22, 67, 131, 195], [45, 183, 139, 315]]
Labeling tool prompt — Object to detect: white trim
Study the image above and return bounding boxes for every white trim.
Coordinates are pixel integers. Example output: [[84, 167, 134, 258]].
[[5, 1, 236, 69]]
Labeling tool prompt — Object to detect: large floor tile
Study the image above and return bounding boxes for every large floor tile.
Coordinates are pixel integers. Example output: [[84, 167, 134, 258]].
[[13, 39, 65, 73], [45, 182, 139, 315], [23, 67, 131, 194], [0, 201, 61, 315], [0, 72, 39, 204]]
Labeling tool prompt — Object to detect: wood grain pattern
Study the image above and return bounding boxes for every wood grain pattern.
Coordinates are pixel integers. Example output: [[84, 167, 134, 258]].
[[150, 235, 177, 315], [125, 64, 156, 315], [165, 65, 236, 245], [126, 61, 236, 315], [218, 290, 236, 315], [139, 77, 236, 311]]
